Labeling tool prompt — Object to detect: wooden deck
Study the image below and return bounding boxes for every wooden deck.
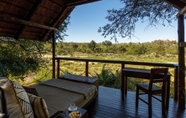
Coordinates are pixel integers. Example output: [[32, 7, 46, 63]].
[[86, 86, 186, 118]]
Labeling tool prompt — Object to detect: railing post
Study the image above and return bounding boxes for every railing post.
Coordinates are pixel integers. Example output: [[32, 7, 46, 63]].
[[121, 63, 125, 91], [174, 66, 178, 101], [52, 31, 56, 78], [57, 59, 60, 77], [85, 61, 89, 76]]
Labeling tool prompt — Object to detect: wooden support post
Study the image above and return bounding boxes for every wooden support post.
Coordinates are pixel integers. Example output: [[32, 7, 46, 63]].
[[52, 31, 56, 78], [85, 61, 89, 76], [177, 15, 185, 109]]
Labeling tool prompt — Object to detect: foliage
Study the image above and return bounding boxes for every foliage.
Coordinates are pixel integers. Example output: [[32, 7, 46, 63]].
[[95, 64, 120, 89], [72, 43, 78, 50], [117, 45, 127, 54], [54, 16, 70, 42], [55, 39, 178, 56], [88, 40, 97, 52], [102, 40, 112, 46], [0, 39, 44, 79], [32, 66, 52, 83], [0, 16, 70, 80], [98, 0, 178, 41]]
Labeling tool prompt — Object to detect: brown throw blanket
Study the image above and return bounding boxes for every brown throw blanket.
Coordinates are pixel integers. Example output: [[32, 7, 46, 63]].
[[40, 79, 97, 99]]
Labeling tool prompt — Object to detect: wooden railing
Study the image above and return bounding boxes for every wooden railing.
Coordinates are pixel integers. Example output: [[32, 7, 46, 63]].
[[55, 57, 179, 100]]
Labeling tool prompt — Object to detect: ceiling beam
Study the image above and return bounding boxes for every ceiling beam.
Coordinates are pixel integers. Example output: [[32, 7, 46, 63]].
[[67, 0, 100, 6], [0, 14, 57, 31], [163, 0, 186, 10], [67, 0, 87, 6], [14, 0, 42, 40]]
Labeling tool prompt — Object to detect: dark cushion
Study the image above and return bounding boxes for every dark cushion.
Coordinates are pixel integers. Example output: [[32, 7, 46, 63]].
[[22, 86, 39, 96]]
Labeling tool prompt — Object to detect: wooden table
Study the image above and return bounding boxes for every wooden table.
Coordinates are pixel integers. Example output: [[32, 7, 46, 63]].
[[121, 68, 171, 110]]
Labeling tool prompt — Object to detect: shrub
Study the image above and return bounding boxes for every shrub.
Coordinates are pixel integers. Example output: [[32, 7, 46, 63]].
[[95, 64, 120, 89]]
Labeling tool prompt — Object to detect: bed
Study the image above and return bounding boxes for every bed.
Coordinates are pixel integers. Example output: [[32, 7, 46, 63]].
[[0, 75, 99, 118], [32, 78, 98, 116]]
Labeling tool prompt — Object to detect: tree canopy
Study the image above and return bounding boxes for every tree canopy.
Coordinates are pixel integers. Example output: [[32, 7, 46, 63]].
[[98, 0, 178, 41], [0, 17, 70, 80], [0, 39, 43, 79], [55, 39, 178, 56]]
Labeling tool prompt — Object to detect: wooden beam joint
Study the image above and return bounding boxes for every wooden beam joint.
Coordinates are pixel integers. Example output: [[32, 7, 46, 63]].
[[179, 42, 186, 47], [177, 6, 186, 17]]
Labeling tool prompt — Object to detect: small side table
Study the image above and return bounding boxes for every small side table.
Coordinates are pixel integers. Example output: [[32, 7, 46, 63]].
[[50, 107, 88, 118], [64, 107, 88, 118]]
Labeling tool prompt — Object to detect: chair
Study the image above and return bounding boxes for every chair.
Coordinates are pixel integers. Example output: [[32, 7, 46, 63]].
[[135, 68, 168, 118]]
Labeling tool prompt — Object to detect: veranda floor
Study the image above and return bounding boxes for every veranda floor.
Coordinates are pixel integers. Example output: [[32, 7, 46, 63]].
[[87, 86, 186, 118]]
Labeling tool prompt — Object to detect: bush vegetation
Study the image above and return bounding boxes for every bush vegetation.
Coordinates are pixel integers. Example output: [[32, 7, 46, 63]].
[[25, 39, 179, 98]]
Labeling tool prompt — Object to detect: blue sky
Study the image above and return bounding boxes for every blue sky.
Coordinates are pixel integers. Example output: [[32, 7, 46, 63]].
[[65, 0, 178, 43]]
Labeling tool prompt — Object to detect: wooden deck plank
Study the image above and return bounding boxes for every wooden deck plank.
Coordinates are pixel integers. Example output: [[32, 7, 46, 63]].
[[87, 86, 186, 118]]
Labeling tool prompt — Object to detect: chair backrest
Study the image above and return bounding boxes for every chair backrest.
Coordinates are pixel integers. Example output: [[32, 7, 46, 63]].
[[149, 68, 168, 90]]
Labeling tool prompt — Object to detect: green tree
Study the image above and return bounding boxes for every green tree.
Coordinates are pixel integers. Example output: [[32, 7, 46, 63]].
[[151, 40, 166, 55], [55, 16, 70, 42], [117, 45, 126, 54], [166, 40, 177, 55], [108, 44, 117, 53], [102, 40, 112, 53], [102, 40, 112, 46], [0, 17, 70, 80], [137, 44, 147, 55], [0, 39, 43, 79], [72, 43, 78, 50], [88, 40, 97, 52], [98, 0, 177, 40], [95, 47, 102, 53]]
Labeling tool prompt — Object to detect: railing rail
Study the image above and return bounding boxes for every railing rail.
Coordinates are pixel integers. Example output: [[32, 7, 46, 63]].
[[55, 57, 179, 100]]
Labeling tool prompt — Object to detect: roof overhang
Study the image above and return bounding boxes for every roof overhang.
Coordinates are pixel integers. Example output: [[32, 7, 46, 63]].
[[0, 0, 99, 42], [163, 0, 186, 16], [163, 0, 186, 10]]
